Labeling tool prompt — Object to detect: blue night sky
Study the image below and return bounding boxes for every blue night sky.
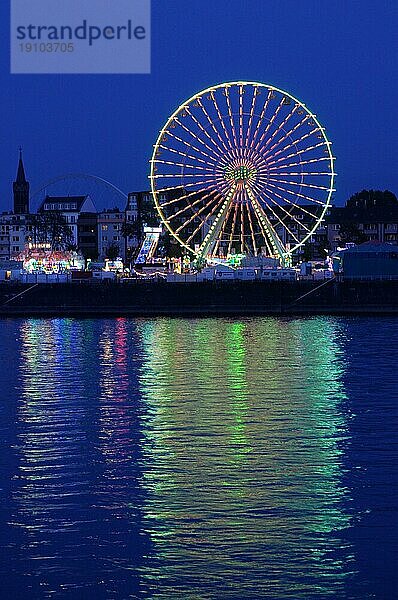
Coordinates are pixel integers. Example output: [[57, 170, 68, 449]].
[[0, 0, 397, 211]]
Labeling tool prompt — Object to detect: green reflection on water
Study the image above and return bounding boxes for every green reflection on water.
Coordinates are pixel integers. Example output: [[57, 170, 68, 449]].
[[225, 322, 251, 465], [138, 317, 353, 599]]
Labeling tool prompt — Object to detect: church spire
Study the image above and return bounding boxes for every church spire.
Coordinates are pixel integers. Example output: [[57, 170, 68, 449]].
[[13, 147, 30, 214], [16, 147, 27, 183]]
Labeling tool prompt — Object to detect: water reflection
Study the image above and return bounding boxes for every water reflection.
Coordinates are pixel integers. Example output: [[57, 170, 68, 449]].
[[2, 316, 393, 599], [137, 318, 353, 599], [95, 319, 148, 592], [13, 319, 94, 597], [12, 319, 147, 598]]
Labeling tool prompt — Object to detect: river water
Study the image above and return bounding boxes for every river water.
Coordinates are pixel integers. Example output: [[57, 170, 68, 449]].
[[0, 317, 397, 599]]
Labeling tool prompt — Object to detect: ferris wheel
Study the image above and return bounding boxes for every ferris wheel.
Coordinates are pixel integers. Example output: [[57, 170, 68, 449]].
[[150, 81, 335, 264]]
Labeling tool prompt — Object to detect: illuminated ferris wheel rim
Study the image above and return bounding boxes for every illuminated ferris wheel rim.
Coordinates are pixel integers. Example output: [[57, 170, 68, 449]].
[[150, 81, 336, 260]]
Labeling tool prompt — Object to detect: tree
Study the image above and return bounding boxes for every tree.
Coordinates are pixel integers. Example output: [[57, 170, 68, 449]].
[[347, 189, 397, 209], [338, 223, 367, 245], [106, 243, 120, 261], [157, 231, 184, 259], [301, 242, 313, 262], [121, 220, 140, 240], [142, 213, 161, 228], [31, 212, 73, 251], [121, 221, 141, 266]]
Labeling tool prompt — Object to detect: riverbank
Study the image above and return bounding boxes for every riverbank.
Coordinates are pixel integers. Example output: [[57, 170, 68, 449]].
[[1, 279, 398, 317]]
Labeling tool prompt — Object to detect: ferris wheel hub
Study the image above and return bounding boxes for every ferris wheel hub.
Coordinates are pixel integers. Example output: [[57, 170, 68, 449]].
[[224, 164, 257, 183]]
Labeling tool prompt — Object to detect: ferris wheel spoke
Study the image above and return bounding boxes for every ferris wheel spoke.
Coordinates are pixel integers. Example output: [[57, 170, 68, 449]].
[[249, 104, 300, 165], [245, 198, 258, 255], [268, 155, 332, 170], [260, 104, 299, 152], [267, 169, 333, 177], [239, 194, 244, 253], [185, 196, 225, 245], [246, 86, 259, 146], [153, 159, 217, 174], [227, 201, 240, 256], [224, 86, 239, 151], [261, 112, 311, 158], [265, 127, 321, 162], [152, 179, 220, 193], [155, 144, 218, 168], [250, 88, 273, 148], [264, 180, 329, 206], [160, 130, 222, 165], [267, 177, 332, 192], [188, 187, 236, 253], [254, 180, 319, 220], [157, 186, 216, 209], [267, 142, 332, 168], [251, 182, 313, 233], [153, 172, 219, 182], [174, 117, 224, 162], [252, 96, 286, 153], [245, 183, 286, 259], [211, 92, 239, 160], [195, 96, 230, 156], [167, 188, 221, 223], [248, 153, 268, 173], [239, 85, 244, 150], [175, 192, 223, 234], [250, 182, 302, 244], [213, 200, 235, 255], [184, 106, 227, 157], [245, 195, 274, 258]]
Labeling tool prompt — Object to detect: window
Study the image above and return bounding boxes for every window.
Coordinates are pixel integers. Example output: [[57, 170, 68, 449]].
[[103, 236, 108, 241], [102, 225, 108, 231], [113, 235, 120, 241], [71, 203, 77, 209], [70, 216, 76, 223]]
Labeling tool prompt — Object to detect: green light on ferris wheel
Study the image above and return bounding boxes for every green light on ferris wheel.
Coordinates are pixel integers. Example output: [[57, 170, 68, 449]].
[[224, 165, 257, 182]]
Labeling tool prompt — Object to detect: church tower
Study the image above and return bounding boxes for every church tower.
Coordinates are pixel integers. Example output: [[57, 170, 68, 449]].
[[13, 148, 30, 214]]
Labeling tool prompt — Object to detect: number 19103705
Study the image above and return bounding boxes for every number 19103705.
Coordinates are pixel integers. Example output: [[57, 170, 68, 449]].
[[19, 42, 74, 52]]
